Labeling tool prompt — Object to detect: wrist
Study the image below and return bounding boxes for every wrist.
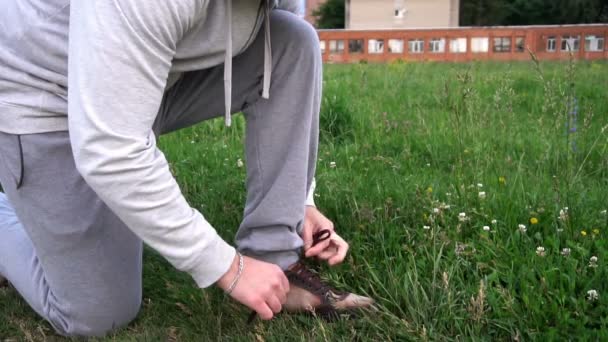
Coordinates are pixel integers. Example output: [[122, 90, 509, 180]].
[[216, 252, 240, 291]]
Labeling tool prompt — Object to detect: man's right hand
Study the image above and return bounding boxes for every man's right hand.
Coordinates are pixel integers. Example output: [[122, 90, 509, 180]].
[[216, 254, 289, 320]]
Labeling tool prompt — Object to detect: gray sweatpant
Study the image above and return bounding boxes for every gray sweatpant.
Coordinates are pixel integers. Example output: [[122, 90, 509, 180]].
[[0, 10, 320, 337]]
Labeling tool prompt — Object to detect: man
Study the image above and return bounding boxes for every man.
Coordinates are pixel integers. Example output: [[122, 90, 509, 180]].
[[0, 0, 373, 337]]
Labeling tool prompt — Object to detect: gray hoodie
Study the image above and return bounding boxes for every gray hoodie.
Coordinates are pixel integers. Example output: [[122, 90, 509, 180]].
[[0, 0, 311, 288]]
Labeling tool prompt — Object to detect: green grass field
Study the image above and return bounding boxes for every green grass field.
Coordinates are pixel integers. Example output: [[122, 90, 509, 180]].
[[1, 59, 607, 341]]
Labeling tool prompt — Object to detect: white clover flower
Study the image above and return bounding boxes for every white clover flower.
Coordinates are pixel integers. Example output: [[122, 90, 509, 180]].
[[423, 225, 431, 230], [433, 208, 440, 214], [589, 256, 599, 268], [601, 210, 607, 215], [426, 163, 431, 167], [446, 192, 452, 197], [458, 212, 467, 222], [491, 219, 498, 225], [477, 183, 484, 188], [518, 224, 527, 233], [587, 289, 599, 302], [536, 246, 546, 257], [483, 226, 490, 232], [329, 161, 337, 168], [236, 158, 244, 168], [561, 248, 571, 256], [478, 191, 486, 199]]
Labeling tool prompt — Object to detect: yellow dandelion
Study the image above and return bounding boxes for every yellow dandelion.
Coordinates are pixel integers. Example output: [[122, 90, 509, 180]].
[[593, 229, 600, 235], [498, 176, 507, 185], [426, 186, 433, 194], [581, 230, 588, 237], [530, 217, 539, 225]]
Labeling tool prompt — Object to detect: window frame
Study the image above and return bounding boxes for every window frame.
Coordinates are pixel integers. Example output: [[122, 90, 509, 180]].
[[429, 38, 446, 53], [368, 39, 385, 54], [546, 36, 557, 52], [515, 37, 525, 53], [471, 37, 489, 53], [561, 35, 581, 52], [585, 35, 605, 52], [408, 39, 424, 54], [348, 39, 364, 54], [493, 37, 512, 53], [449, 38, 468, 53], [388, 39, 405, 54]]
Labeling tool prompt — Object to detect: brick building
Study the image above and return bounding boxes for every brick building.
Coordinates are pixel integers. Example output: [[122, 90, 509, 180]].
[[317, 24, 608, 63]]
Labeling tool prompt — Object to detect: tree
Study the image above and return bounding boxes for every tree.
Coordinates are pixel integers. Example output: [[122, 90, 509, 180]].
[[313, 0, 345, 29], [460, 0, 608, 26]]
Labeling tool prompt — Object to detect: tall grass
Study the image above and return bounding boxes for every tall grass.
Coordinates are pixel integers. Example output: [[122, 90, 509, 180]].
[[1, 60, 607, 341]]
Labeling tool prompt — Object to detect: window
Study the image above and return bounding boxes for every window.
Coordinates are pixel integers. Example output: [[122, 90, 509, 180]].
[[585, 35, 605, 52], [546, 36, 556, 52], [429, 38, 446, 53], [394, 0, 406, 18], [471, 37, 489, 53], [329, 40, 345, 53], [388, 39, 405, 53], [515, 37, 525, 52], [409, 39, 424, 53], [493, 37, 511, 53], [320, 40, 326, 54], [561, 35, 580, 52], [450, 38, 467, 53], [368, 39, 385, 54], [349, 39, 364, 54]]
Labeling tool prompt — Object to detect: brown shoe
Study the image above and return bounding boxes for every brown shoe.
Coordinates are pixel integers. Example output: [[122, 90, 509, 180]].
[[282, 262, 375, 320]]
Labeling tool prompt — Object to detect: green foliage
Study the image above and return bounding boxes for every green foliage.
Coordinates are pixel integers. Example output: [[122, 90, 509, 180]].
[[461, 0, 608, 26], [313, 0, 345, 29], [2, 61, 608, 340]]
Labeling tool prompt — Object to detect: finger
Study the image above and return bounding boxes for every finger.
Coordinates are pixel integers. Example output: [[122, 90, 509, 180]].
[[256, 302, 274, 320], [280, 272, 290, 299], [302, 222, 314, 250], [273, 277, 288, 304], [267, 295, 283, 314], [316, 247, 339, 260], [328, 238, 349, 266], [305, 238, 331, 257]]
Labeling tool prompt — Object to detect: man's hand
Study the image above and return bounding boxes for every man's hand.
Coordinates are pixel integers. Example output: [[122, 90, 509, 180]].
[[216, 254, 289, 320], [302, 206, 349, 266]]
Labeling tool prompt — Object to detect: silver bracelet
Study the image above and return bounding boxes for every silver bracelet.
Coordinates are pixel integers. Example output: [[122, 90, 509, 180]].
[[226, 252, 244, 295]]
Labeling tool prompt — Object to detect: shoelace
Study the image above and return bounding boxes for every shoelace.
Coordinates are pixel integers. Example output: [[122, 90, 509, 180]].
[[246, 229, 332, 324]]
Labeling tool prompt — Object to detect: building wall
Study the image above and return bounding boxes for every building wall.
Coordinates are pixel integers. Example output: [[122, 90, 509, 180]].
[[347, 0, 460, 29], [317, 24, 608, 63]]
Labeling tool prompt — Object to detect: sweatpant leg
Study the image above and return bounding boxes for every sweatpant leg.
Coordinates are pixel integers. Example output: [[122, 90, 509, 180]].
[[0, 132, 143, 337], [155, 10, 321, 269]]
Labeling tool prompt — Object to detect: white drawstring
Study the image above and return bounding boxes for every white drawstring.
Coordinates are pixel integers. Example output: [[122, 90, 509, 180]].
[[262, 1, 272, 99], [223, 0, 233, 126]]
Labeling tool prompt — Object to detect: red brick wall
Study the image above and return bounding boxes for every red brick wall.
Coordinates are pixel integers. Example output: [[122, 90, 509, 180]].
[[317, 25, 608, 63]]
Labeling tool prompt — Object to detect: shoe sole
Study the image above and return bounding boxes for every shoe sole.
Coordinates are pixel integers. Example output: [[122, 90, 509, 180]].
[[247, 305, 370, 324]]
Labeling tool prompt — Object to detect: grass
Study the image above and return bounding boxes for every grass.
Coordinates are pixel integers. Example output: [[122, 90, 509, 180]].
[[1, 59, 607, 341]]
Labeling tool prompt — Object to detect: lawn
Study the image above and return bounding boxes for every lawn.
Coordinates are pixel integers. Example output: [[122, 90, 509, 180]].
[[1, 59, 607, 341]]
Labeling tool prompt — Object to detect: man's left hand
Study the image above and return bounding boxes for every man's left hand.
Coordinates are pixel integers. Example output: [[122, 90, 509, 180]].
[[301, 206, 349, 266]]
